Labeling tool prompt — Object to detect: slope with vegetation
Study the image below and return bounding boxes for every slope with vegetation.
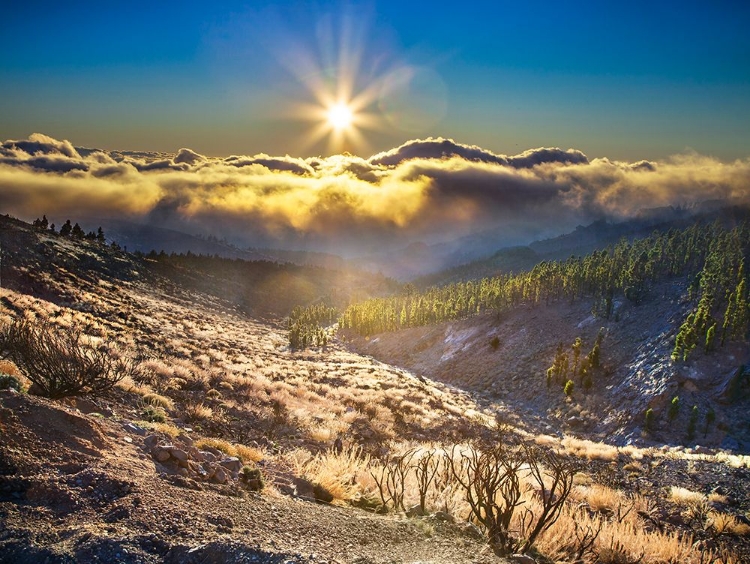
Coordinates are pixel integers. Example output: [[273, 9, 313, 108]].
[[0, 213, 749, 563]]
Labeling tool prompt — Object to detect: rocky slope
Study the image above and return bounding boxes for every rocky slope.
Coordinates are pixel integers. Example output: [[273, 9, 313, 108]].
[[345, 279, 750, 451]]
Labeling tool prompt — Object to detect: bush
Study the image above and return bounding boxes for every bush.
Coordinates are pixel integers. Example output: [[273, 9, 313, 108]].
[[141, 405, 167, 423], [240, 465, 264, 491], [1, 318, 143, 398], [0, 373, 23, 392]]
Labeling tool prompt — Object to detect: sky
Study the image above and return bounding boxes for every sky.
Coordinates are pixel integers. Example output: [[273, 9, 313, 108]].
[[2, 1, 749, 161], [1, 1, 749, 260]]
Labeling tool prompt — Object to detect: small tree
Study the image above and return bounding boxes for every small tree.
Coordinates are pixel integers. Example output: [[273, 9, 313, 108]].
[[668, 396, 680, 422], [644, 408, 655, 433], [564, 379, 574, 397]]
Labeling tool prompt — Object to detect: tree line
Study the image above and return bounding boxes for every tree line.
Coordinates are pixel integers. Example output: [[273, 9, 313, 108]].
[[337, 222, 749, 352]]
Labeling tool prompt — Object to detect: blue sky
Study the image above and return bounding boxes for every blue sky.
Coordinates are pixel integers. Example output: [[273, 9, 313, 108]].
[[1, 0, 749, 160]]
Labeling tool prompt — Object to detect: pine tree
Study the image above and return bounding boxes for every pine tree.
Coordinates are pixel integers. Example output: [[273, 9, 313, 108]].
[[60, 220, 72, 236]]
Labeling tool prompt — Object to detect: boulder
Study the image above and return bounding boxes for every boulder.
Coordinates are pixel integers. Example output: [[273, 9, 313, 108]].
[[152, 447, 171, 463], [219, 457, 242, 474]]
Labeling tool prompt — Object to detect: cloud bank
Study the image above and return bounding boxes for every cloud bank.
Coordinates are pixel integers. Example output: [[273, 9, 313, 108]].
[[1, 133, 749, 255]]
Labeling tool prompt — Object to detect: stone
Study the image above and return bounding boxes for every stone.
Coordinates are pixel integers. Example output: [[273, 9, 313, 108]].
[[169, 448, 189, 463], [510, 555, 536, 564], [144, 435, 159, 449], [123, 423, 146, 436], [211, 466, 228, 484], [200, 451, 217, 463], [406, 504, 426, 517], [219, 457, 242, 474], [153, 447, 171, 463]]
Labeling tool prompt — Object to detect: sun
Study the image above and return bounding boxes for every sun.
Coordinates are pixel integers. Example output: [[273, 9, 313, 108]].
[[327, 103, 354, 131]]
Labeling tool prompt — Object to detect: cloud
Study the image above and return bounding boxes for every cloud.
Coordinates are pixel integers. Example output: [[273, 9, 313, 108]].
[[0, 133, 748, 256], [368, 137, 589, 169]]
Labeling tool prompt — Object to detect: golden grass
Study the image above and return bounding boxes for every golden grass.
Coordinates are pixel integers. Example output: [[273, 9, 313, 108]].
[[142, 392, 174, 411], [285, 446, 372, 504], [708, 511, 750, 536], [669, 486, 706, 506], [194, 437, 266, 463], [136, 420, 180, 438], [184, 402, 213, 421]]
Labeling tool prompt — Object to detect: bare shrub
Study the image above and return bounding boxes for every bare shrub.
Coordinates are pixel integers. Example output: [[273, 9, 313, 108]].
[[448, 439, 575, 556], [1, 318, 144, 398], [371, 448, 416, 513]]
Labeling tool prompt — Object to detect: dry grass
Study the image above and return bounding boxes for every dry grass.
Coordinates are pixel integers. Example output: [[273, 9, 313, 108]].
[[708, 511, 750, 536], [669, 486, 706, 506], [184, 402, 213, 422], [576, 484, 624, 513], [141, 392, 174, 411], [194, 438, 266, 463], [285, 446, 373, 504], [136, 420, 180, 438]]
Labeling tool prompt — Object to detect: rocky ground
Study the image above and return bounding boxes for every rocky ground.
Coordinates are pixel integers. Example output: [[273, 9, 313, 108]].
[[344, 279, 750, 451], [0, 391, 501, 564]]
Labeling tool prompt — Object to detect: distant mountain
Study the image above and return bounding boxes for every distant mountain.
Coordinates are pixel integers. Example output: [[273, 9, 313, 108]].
[[414, 203, 750, 287], [80, 218, 273, 261]]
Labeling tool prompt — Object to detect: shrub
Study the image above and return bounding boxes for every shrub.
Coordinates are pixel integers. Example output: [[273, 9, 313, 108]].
[[141, 405, 167, 423], [687, 405, 698, 440], [0, 373, 23, 392], [1, 318, 144, 398], [240, 465, 265, 491]]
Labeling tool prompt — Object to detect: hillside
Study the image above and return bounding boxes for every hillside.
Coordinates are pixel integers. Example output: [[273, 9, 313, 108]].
[[1, 215, 749, 563]]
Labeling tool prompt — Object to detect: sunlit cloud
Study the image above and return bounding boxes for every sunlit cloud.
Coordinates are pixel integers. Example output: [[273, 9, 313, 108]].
[[1, 134, 749, 257]]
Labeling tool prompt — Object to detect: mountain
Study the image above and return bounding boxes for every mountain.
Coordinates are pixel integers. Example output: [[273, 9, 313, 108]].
[[1, 213, 749, 563]]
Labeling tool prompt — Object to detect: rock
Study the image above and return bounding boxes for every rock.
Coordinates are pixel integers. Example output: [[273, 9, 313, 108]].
[[510, 555, 537, 564], [406, 504, 426, 517], [200, 451, 217, 463], [169, 448, 189, 464], [144, 435, 159, 449], [153, 447, 171, 463], [721, 436, 740, 451], [430, 510, 454, 523], [122, 423, 146, 436], [211, 466, 228, 484], [219, 457, 242, 474]]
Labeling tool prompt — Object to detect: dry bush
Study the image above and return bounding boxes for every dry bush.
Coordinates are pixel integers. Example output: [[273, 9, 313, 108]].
[[669, 486, 706, 506], [288, 446, 372, 504], [184, 402, 213, 422], [447, 440, 576, 556], [1, 318, 145, 398]]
